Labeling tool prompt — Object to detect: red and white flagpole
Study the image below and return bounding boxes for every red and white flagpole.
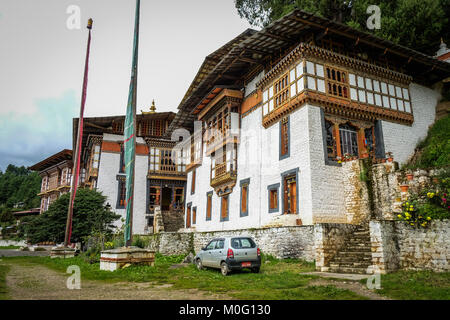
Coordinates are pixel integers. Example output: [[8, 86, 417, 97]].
[[64, 18, 93, 247]]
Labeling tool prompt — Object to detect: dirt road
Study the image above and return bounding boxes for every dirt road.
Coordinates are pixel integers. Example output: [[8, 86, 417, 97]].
[[2, 261, 231, 300]]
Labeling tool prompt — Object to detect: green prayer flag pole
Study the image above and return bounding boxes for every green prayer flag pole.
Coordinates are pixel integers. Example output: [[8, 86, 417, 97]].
[[124, 0, 140, 247]]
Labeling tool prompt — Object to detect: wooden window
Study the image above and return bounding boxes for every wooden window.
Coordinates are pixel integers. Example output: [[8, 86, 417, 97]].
[[325, 120, 337, 160], [325, 66, 349, 98], [112, 120, 124, 134], [120, 145, 125, 173], [174, 188, 184, 209], [149, 148, 161, 171], [220, 196, 229, 221], [140, 120, 150, 136], [280, 117, 289, 159], [192, 207, 197, 225], [270, 190, 278, 210], [206, 192, 212, 221], [263, 62, 304, 117], [117, 180, 126, 208], [283, 175, 297, 214], [191, 169, 196, 194], [149, 187, 161, 207], [240, 179, 250, 217], [241, 185, 247, 213], [186, 204, 191, 228], [364, 127, 375, 158], [268, 183, 280, 213], [274, 73, 289, 108], [339, 123, 359, 157]]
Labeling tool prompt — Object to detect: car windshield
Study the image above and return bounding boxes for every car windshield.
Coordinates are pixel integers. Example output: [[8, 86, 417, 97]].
[[230, 237, 256, 249]]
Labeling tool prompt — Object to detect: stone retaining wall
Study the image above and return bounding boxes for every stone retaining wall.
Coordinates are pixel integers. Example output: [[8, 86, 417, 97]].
[[142, 225, 315, 261], [140, 220, 449, 273], [0, 240, 26, 247], [370, 220, 450, 272]]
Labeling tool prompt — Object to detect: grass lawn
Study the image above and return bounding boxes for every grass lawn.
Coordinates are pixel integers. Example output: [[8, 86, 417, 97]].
[[2, 254, 364, 300], [370, 271, 450, 300], [0, 264, 10, 300], [0, 246, 21, 250]]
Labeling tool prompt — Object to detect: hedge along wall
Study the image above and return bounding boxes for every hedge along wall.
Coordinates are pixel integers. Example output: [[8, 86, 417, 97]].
[[140, 225, 315, 261], [370, 220, 450, 272]]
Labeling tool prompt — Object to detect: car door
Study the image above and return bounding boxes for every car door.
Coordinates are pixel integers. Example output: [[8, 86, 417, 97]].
[[211, 239, 225, 268], [202, 239, 217, 267]]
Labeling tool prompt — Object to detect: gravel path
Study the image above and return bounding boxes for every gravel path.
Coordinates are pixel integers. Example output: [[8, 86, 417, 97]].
[[2, 261, 232, 300]]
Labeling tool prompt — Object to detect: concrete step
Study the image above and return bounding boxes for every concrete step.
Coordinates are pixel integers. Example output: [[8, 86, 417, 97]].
[[353, 230, 370, 236], [330, 261, 371, 268], [345, 241, 371, 246], [336, 250, 372, 257], [342, 246, 371, 252], [328, 266, 370, 275], [331, 256, 372, 263]]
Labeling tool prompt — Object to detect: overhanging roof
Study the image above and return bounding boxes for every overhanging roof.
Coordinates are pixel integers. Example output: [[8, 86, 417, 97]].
[[72, 112, 176, 159], [29, 149, 72, 172], [167, 9, 450, 135]]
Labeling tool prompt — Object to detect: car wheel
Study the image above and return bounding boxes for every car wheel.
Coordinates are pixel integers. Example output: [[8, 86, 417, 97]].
[[196, 258, 203, 270], [251, 267, 260, 273], [220, 262, 229, 276]]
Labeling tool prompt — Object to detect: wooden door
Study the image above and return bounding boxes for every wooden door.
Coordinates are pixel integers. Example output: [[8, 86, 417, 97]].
[[221, 196, 228, 220], [186, 206, 191, 228], [290, 181, 297, 214]]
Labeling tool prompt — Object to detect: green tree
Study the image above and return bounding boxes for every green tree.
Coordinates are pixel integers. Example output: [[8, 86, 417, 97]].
[[235, 0, 450, 55], [19, 188, 120, 244], [0, 164, 41, 209]]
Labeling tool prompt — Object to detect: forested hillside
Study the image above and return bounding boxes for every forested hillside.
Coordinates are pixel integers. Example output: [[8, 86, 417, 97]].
[[0, 165, 41, 217]]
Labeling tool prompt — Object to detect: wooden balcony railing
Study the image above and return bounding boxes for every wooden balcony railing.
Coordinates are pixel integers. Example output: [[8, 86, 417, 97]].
[[211, 162, 237, 188]]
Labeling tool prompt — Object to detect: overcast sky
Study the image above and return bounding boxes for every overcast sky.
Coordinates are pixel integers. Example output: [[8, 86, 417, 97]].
[[0, 0, 254, 171]]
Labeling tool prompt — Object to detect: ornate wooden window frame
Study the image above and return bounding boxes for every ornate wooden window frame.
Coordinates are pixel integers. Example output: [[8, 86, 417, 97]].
[[220, 195, 229, 222], [257, 43, 414, 129], [281, 168, 299, 215], [267, 183, 280, 213], [206, 191, 213, 221], [240, 178, 250, 217]]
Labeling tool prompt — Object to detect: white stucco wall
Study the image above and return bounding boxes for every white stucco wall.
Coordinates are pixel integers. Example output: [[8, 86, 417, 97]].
[[382, 83, 440, 165], [185, 103, 320, 231], [184, 80, 440, 231], [96, 133, 149, 234]]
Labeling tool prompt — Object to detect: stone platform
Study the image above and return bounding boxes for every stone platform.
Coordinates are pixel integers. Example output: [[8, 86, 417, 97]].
[[50, 246, 76, 259], [100, 247, 155, 271]]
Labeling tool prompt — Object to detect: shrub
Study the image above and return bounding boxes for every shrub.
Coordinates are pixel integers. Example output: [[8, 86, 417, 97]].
[[405, 115, 450, 169], [20, 188, 120, 244], [132, 235, 147, 249], [397, 172, 450, 228]]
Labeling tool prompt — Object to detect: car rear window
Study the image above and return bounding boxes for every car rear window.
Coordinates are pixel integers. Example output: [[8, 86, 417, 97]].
[[230, 237, 256, 249]]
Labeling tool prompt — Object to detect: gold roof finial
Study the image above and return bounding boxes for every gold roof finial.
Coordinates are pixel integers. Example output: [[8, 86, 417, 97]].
[[150, 100, 156, 113], [141, 100, 157, 115]]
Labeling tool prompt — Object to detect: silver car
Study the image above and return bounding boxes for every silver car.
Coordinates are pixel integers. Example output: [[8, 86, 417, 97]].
[[194, 236, 261, 276]]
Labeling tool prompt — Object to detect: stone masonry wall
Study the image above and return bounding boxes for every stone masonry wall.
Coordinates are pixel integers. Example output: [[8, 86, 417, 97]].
[[371, 163, 445, 220], [144, 225, 315, 261], [370, 220, 450, 272], [314, 223, 359, 271], [369, 220, 400, 273]]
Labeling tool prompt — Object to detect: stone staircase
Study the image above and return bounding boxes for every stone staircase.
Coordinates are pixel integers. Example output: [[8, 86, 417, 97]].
[[328, 224, 373, 274]]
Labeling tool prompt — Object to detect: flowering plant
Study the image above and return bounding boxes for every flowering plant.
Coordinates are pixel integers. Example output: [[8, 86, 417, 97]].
[[397, 198, 432, 228]]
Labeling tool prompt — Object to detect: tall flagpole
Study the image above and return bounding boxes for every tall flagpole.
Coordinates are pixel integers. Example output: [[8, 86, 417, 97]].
[[64, 19, 93, 247], [124, 0, 140, 247]]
